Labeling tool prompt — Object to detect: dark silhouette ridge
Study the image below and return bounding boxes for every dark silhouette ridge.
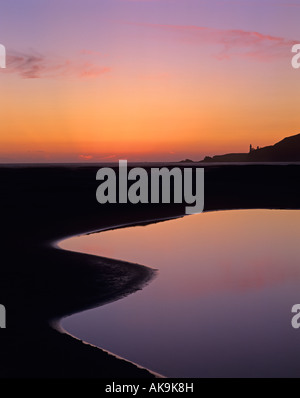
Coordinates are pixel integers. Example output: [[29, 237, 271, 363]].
[[189, 133, 300, 163]]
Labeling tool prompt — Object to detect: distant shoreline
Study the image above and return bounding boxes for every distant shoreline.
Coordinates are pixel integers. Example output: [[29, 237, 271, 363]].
[[181, 133, 300, 163]]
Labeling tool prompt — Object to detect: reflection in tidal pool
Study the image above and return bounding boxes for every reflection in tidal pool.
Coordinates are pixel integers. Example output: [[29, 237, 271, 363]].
[[60, 210, 300, 377]]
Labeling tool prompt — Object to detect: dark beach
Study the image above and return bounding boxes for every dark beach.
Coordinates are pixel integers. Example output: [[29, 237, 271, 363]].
[[0, 163, 300, 378]]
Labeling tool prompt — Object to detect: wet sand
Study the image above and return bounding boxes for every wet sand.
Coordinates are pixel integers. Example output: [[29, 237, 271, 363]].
[[0, 163, 300, 378]]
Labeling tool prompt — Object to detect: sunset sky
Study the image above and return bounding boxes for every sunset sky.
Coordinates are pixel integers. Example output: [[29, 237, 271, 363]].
[[0, 0, 300, 162]]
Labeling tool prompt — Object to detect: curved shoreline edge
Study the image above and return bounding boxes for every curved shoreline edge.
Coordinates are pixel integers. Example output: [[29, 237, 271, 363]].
[[47, 216, 185, 378], [50, 215, 185, 378]]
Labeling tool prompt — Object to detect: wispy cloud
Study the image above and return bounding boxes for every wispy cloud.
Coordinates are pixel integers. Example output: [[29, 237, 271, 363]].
[[98, 154, 117, 160], [132, 22, 297, 61], [78, 154, 117, 161], [79, 154, 94, 160], [6, 50, 111, 79]]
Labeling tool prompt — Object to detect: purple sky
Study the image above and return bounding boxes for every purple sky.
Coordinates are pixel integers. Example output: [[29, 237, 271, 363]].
[[1, 0, 300, 162]]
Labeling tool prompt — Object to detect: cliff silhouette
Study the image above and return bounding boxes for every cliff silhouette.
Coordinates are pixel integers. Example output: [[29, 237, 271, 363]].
[[193, 133, 300, 163]]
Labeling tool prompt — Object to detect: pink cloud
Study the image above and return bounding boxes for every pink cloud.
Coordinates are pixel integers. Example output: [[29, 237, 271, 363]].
[[78, 154, 117, 161], [77, 63, 111, 79], [79, 155, 93, 160], [6, 50, 111, 79], [132, 22, 297, 61]]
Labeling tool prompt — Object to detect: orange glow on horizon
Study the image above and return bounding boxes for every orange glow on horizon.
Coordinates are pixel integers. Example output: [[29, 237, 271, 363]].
[[1, 12, 300, 162]]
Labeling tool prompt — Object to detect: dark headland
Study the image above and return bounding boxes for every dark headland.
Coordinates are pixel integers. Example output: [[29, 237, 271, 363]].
[[0, 161, 300, 378], [180, 133, 300, 163]]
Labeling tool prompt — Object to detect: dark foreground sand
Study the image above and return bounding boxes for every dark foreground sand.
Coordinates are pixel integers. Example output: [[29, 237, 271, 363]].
[[0, 163, 300, 378]]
